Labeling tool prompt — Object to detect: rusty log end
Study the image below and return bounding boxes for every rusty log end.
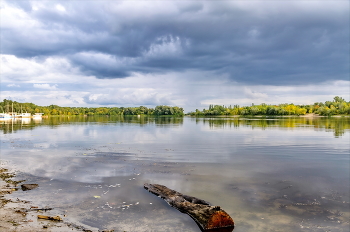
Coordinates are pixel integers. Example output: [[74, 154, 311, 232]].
[[206, 210, 234, 230]]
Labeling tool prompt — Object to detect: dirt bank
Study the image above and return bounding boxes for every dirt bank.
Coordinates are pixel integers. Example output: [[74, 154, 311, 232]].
[[0, 167, 86, 232]]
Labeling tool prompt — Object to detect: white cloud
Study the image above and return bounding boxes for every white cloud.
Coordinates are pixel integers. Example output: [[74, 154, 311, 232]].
[[55, 4, 66, 12], [7, 84, 20, 87], [33, 83, 58, 90], [0, 1, 41, 29], [244, 87, 268, 99], [0, 90, 87, 106], [197, 80, 350, 110], [84, 88, 173, 106], [143, 35, 185, 58], [1, 54, 89, 83]]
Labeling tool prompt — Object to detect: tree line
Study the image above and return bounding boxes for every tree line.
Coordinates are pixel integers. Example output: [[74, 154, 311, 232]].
[[189, 96, 350, 116], [0, 96, 348, 117], [0, 99, 184, 116]]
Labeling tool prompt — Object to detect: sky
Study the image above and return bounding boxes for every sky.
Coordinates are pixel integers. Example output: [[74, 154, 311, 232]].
[[1, 0, 349, 112]]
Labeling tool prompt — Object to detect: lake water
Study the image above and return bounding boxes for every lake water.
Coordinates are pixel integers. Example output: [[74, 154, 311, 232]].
[[1, 116, 349, 232]]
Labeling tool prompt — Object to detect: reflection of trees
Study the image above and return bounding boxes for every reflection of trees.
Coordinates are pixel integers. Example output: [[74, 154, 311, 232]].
[[0, 116, 185, 133], [0, 120, 37, 134], [1, 116, 348, 137], [154, 117, 183, 125], [202, 117, 350, 138]]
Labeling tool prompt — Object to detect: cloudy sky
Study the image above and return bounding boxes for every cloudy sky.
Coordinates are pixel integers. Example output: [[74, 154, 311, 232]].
[[1, 0, 349, 112]]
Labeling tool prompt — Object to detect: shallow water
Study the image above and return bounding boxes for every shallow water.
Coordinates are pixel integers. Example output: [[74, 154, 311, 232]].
[[1, 116, 349, 232]]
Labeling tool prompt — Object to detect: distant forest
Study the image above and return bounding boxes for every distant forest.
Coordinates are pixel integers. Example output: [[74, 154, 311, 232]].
[[0, 99, 184, 116], [189, 96, 350, 116], [0, 96, 349, 116]]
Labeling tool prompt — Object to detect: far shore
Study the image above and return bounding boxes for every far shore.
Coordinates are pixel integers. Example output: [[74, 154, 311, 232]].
[[186, 113, 349, 118]]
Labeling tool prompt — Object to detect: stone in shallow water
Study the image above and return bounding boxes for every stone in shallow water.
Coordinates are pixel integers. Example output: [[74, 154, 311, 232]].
[[21, 184, 38, 191]]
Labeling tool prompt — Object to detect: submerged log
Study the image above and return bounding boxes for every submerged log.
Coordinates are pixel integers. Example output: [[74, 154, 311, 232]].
[[28, 207, 53, 211], [144, 183, 234, 231], [21, 184, 38, 191]]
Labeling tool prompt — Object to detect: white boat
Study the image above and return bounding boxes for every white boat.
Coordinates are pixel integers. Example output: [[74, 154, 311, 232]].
[[0, 113, 12, 119], [19, 113, 32, 118], [33, 113, 43, 118]]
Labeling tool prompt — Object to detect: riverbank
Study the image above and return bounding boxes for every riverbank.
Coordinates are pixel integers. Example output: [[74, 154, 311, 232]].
[[0, 167, 87, 232], [186, 113, 350, 118]]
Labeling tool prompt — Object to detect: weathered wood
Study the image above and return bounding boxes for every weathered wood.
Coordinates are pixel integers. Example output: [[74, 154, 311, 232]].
[[28, 207, 53, 212], [144, 183, 234, 231], [37, 215, 62, 221]]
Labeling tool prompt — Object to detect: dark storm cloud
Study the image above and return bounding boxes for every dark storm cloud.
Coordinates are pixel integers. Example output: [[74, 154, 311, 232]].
[[2, 1, 349, 85], [69, 53, 130, 78]]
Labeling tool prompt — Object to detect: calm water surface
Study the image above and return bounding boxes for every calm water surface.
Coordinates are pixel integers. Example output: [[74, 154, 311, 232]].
[[1, 116, 349, 232]]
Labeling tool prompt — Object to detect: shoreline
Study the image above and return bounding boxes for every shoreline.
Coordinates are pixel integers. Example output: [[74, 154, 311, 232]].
[[0, 167, 89, 232], [186, 113, 350, 118]]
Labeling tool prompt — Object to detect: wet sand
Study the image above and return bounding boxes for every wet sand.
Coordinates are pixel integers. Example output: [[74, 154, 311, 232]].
[[0, 168, 84, 232]]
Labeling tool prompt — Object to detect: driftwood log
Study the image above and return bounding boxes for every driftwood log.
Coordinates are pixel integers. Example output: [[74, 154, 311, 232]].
[[144, 183, 234, 231], [37, 215, 62, 221]]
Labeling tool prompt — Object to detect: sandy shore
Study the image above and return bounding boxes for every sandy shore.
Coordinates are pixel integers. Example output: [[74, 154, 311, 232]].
[[299, 113, 323, 117], [0, 168, 86, 232]]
